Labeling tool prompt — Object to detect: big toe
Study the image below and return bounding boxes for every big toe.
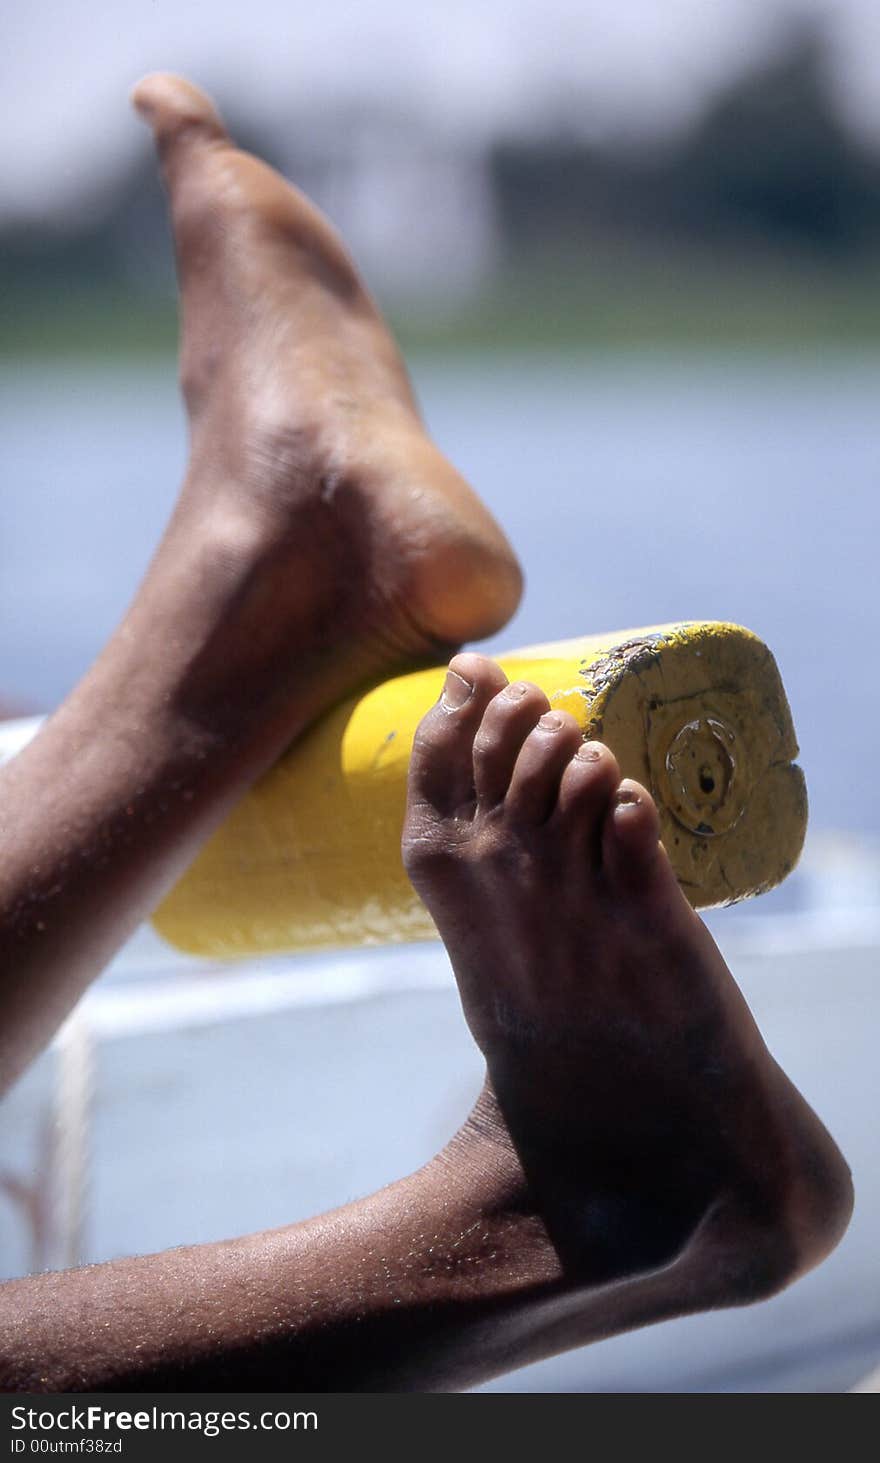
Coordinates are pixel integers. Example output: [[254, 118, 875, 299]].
[[131, 73, 229, 168], [407, 654, 508, 818]]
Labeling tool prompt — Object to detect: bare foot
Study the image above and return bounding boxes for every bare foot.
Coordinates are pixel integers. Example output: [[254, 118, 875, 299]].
[[404, 654, 852, 1304], [130, 74, 521, 743]]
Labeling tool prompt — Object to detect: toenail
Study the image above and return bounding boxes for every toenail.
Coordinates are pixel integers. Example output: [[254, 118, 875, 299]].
[[615, 786, 641, 806], [538, 712, 563, 732], [441, 670, 473, 710], [504, 682, 529, 699], [576, 742, 603, 762]]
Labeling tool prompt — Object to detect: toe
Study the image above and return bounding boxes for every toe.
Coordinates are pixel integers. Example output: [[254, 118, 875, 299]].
[[504, 710, 584, 824], [602, 779, 669, 892], [472, 681, 550, 807], [407, 653, 508, 816], [131, 73, 229, 172], [553, 740, 621, 849]]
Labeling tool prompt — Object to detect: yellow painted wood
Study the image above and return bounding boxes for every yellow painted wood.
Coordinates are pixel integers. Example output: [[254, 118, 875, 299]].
[[153, 621, 807, 957]]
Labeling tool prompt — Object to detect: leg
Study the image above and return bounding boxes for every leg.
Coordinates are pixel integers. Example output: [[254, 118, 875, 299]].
[[403, 655, 853, 1311], [3, 655, 850, 1393], [0, 76, 521, 1092]]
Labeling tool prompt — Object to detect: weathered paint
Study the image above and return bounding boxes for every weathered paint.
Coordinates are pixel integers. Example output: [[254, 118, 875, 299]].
[[153, 621, 807, 957]]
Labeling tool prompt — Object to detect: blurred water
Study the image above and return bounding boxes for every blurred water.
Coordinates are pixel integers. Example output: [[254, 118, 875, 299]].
[[2, 352, 879, 837]]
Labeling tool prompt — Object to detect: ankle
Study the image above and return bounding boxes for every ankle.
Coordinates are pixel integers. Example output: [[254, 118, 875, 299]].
[[436, 1083, 530, 1206]]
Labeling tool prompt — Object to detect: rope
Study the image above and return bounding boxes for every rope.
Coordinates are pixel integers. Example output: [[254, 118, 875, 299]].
[[52, 1012, 93, 1270]]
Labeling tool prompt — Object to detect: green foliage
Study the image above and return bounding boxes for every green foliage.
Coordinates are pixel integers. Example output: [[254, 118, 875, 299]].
[[6, 22, 880, 358]]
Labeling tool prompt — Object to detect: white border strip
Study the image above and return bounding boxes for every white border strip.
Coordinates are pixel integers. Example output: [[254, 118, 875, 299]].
[[74, 946, 454, 1040]]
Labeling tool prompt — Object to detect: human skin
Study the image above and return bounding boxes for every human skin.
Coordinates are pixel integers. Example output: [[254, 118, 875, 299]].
[[0, 76, 852, 1392], [0, 73, 521, 1098], [0, 658, 853, 1393], [403, 660, 853, 1298]]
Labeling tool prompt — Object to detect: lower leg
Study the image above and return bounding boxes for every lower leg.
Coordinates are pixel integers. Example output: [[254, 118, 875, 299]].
[[0, 76, 521, 1092], [0, 655, 851, 1394]]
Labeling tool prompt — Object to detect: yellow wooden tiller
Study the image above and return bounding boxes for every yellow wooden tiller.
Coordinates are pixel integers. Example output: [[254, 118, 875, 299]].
[[153, 621, 806, 957]]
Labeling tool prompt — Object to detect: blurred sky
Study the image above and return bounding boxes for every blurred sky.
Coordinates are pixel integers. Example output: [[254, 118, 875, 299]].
[[4, 0, 880, 222]]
